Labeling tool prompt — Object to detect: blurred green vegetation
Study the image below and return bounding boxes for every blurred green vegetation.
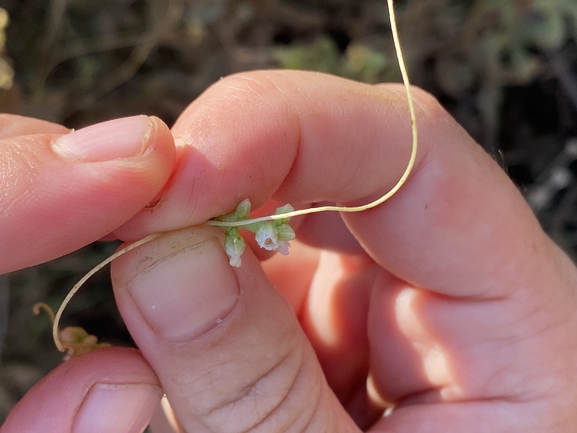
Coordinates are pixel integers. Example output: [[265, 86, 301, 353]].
[[274, 36, 389, 82], [1, 0, 577, 423]]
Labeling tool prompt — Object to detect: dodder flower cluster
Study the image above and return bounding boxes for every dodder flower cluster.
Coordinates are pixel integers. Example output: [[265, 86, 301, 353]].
[[213, 199, 296, 267]]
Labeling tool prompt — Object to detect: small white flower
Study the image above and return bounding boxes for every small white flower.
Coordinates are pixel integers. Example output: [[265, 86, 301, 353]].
[[228, 253, 242, 267], [255, 222, 294, 254], [255, 222, 279, 251]]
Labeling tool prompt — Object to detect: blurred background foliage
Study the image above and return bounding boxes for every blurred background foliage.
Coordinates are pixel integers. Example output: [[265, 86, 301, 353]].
[[1, 0, 577, 422]]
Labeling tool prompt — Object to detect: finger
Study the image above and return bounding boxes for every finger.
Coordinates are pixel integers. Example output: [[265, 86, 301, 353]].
[[261, 239, 383, 428], [260, 238, 320, 313], [112, 71, 415, 239], [0, 347, 162, 433], [113, 70, 533, 298], [0, 114, 70, 139], [0, 115, 175, 273], [111, 226, 362, 432]]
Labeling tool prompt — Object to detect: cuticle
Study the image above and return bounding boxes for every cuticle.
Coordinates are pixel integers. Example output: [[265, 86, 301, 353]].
[[127, 236, 219, 286]]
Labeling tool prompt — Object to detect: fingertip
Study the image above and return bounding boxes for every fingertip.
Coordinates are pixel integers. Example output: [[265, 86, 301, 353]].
[[2, 347, 161, 433], [0, 115, 177, 272], [72, 382, 162, 433]]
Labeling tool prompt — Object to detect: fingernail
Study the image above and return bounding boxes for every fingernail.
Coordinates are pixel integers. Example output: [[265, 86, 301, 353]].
[[128, 237, 241, 342], [52, 115, 153, 161], [72, 383, 162, 433]]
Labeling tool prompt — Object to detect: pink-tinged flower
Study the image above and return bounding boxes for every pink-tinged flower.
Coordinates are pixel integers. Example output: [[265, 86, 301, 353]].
[[276, 240, 291, 255]]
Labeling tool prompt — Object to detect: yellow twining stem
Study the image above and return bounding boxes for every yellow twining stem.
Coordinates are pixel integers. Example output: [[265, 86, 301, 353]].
[[209, 0, 417, 228], [52, 233, 160, 352]]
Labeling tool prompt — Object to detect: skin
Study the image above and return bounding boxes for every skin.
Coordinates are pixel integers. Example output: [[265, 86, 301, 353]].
[[1, 71, 577, 432]]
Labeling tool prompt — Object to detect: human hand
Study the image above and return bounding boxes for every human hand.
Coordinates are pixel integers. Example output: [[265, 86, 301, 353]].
[[6, 70, 577, 433], [112, 70, 576, 431], [0, 114, 176, 432]]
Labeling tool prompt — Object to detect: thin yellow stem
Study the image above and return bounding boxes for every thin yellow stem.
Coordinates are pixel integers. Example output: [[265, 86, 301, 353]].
[[209, 0, 416, 229], [52, 233, 161, 351]]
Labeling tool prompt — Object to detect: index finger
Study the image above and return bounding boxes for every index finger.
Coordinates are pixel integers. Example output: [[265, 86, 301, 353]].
[[113, 70, 551, 299]]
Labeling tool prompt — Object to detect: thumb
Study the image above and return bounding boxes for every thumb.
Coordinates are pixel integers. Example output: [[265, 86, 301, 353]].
[[111, 226, 360, 432]]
